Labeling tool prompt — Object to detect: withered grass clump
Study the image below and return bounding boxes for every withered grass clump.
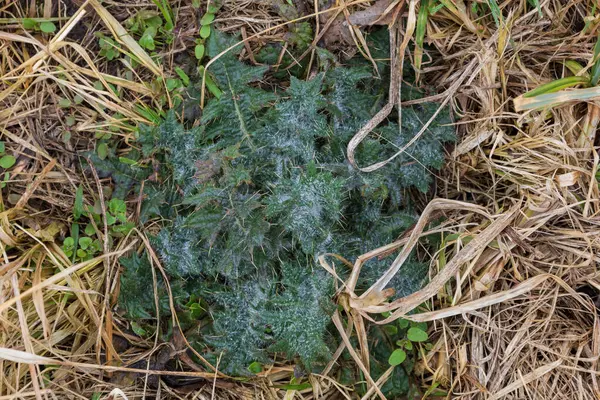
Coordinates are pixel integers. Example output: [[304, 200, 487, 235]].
[[395, 1, 600, 399], [2, 0, 600, 399]]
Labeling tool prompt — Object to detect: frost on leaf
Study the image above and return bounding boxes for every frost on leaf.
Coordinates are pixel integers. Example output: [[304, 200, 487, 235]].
[[151, 216, 204, 278], [257, 76, 328, 170], [201, 30, 276, 148], [268, 263, 335, 370], [265, 167, 344, 253], [117, 29, 455, 377], [205, 282, 271, 375]]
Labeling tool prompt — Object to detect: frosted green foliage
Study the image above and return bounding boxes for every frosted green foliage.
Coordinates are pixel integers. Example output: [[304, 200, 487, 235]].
[[266, 167, 344, 253], [119, 253, 162, 320], [389, 260, 429, 299], [184, 201, 225, 241], [257, 76, 328, 170], [209, 195, 272, 279], [255, 44, 280, 66], [288, 22, 313, 50], [185, 188, 275, 280], [139, 182, 181, 223], [322, 26, 454, 197], [156, 113, 203, 192], [325, 67, 378, 146], [341, 151, 404, 207], [201, 31, 276, 147], [344, 210, 428, 298], [254, 20, 313, 79], [117, 28, 454, 378], [206, 282, 271, 375], [361, 258, 429, 300], [118, 253, 188, 320], [394, 103, 455, 193], [205, 31, 269, 90], [137, 112, 204, 194], [324, 28, 392, 146], [201, 85, 275, 147], [85, 151, 149, 199], [268, 263, 335, 370], [255, 44, 307, 79], [152, 216, 204, 277], [333, 101, 455, 197]]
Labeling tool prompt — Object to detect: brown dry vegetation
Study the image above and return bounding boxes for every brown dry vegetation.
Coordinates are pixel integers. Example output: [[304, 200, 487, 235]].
[[2, 0, 600, 399]]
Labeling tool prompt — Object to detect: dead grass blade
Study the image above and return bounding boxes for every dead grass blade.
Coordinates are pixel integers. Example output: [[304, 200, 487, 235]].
[[488, 360, 563, 400]]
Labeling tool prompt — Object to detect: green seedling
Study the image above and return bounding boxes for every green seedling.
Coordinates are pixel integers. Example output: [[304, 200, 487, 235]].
[[247, 361, 263, 374], [387, 320, 430, 367], [96, 33, 121, 60], [0, 143, 15, 169], [195, 1, 221, 97], [0, 141, 16, 188], [62, 234, 102, 261], [516, 35, 600, 113], [194, 43, 205, 61], [22, 18, 56, 33], [198, 66, 222, 98], [152, 0, 174, 31], [125, 10, 170, 51], [63, 188, 135, 262], [528, 0, 542, 17]]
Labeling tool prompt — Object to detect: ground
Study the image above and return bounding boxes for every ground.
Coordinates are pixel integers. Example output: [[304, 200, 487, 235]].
[[1, 1, 600, 399]]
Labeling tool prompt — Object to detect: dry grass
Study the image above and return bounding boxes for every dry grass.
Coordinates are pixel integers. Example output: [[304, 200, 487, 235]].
[[390, 0, 600, 398], [2, 0, 600, 399]]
